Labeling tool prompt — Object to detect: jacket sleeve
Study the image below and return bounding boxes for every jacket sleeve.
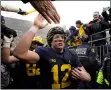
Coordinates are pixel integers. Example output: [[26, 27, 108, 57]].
[[102, 11, 109, 22], [100, 19, 109, 30]]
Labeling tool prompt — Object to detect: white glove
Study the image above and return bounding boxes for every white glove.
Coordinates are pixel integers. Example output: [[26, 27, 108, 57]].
[[3, 35, 14, 48]]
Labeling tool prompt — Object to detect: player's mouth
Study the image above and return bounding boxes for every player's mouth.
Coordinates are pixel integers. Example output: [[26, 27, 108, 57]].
[[58, 43, 63, 46]]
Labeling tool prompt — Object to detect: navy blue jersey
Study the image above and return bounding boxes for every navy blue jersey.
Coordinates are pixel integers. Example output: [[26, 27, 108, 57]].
[[35, 46, 82, 89], [9, 61, 40, 89], [24, 62, 40, 88]]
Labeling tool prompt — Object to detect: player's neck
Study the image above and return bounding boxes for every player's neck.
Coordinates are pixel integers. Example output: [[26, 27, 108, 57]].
[[52, 48, 64, 53]]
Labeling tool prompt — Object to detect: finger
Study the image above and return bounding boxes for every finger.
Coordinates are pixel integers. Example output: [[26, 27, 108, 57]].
[[71, 75, 78, 80], [42, 1, 59, 24], [53, 13, 60, 24], [43, 2, 58, 24], [71, 70, 80, 78], [46, 10, 58, 24], [77, 67, 82, 71], [52, 9, 60, 23], [47, 1, 60, 23], [48, 1, 60, 19], [36, 14, 43, 21], [41, 12, 52, 24], [52, 7, 60, 22], [71, 70, 79, 76], [71, 71, 79, 79], [53, 7, 60, 21], [73, 68, 81, 74], [48, 1, 60, 22], [54, 10, 60, 22], [48, 8, 60, 24], [37, 14, 46, 22], [36, 6, 51, 23]]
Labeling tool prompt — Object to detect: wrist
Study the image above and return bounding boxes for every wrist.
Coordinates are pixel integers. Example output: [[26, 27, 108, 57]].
[[28, 25, 39, 34], [3, 42, 11, 48], [87, 78, 91, 82], [86, 74, 91, 82]]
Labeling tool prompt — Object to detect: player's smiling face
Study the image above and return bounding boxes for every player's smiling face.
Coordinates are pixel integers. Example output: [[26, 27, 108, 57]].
[[51, 34, 65, 49]]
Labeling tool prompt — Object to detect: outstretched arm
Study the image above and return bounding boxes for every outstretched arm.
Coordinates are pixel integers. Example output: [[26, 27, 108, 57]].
[[13, 14, 48, 63], [1, 3, 27, 15]]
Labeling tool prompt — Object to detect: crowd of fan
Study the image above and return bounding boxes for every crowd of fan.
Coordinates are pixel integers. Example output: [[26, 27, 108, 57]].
[[65, 7, 111, 48]]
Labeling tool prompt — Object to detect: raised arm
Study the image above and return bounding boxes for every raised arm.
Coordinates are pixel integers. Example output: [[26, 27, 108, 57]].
[[13, 14, 48, 63]]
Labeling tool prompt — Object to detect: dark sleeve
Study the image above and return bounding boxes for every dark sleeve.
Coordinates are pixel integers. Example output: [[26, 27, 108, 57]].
[[100, 19, 109, 30], [101, 11, 109, 22], [1, 24, 17, 38], [21, 0, 30, 4], [71, 50, 82, 67]]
